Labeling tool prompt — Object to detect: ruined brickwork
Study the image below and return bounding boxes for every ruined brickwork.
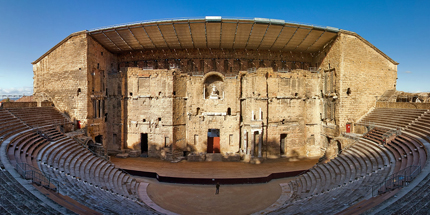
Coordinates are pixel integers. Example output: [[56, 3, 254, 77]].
[[115, 66, 324, 160], [86, 36, 117, 146], [32, 24, 398, 162]]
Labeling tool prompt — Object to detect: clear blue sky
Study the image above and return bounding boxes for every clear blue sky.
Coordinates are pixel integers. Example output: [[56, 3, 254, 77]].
[[0, 0, 429, 95]]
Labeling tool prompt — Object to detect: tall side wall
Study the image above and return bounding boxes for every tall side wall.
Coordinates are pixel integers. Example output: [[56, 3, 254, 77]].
[[33, 33, 88, 124], [317, 33, 397, 133]]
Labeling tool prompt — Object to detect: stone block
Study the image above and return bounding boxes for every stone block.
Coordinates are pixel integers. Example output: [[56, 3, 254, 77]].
[[205, 153, 222, 162], [187, 152, 206, 162], [128, 150, 140, 158], [116, 153, 129, 158], [222, 152, 240, 162]]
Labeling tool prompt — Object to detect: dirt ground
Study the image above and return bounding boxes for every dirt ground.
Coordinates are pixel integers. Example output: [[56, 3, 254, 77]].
[[138, 177, 294, 215]]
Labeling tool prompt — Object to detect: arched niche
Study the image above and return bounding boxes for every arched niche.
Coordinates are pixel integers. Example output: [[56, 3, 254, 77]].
[[203, 72, 224, 99]]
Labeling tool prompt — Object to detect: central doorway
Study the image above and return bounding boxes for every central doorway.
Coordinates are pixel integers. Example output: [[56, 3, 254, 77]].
[[141, 133, 148, 154], [207, 129, 220, 153]]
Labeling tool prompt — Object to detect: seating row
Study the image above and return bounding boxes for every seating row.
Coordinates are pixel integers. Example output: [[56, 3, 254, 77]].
[[1, 107, 159, 214], [358, 108, 427, 129], [271, 139, 394, 214], [6, 107, 69, 128], [0, 122, 68, 214]]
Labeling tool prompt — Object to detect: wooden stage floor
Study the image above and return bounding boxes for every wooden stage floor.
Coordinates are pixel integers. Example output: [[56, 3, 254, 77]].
[[111, 157, 318, 180]]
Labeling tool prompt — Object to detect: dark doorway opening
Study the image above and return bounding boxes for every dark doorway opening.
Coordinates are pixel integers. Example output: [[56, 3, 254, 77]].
[[337, 141, 342, 154], [207, 129, 220, 153], [95, 135, 103, 144], [280, 134, 287, 156], [141, 133, 148, 154]]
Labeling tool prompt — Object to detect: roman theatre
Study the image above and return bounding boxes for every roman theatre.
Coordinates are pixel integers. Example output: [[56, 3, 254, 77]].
[[1, 17, 430, 214]]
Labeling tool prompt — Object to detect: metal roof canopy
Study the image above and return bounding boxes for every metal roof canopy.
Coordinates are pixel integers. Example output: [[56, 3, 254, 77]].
[[88, 17, 339, 53]]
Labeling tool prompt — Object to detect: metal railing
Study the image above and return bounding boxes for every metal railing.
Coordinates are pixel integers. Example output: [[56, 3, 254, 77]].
[[359, 121, 376, 131], [16, 163, 59, 192], [382, 128, 402, 144], [372, 165, 421, 197]]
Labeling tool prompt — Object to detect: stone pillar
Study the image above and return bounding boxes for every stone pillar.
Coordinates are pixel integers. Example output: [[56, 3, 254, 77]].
[[251, 131, 255, 157], [259, 108, 262, 120], [243, 130, 247, 154], [258, 129, 262, 158]]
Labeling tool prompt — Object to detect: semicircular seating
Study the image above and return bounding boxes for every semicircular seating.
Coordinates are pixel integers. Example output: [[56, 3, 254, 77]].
[[268, 107, 429, 214], [269, 139, 395, 214], [1, 107, 158, 214]]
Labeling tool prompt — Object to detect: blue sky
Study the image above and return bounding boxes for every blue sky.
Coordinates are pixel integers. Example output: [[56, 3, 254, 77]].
[[0, 0, 428, 95]]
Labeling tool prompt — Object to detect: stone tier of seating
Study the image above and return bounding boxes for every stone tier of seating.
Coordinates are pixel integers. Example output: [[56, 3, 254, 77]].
[[271, 140, 395, 214], [6, 107, 70, 128], [0, 109, 30, 141], [375, 170, 430, 214], [37, 136, 158, 214], [1, 107, 158, 214], [406, 112, 430, 143], [0, 109, 66, 214], [356, 108, 430, 214], [358, 108, 430, 143], [364, 127, 427, 173], [0, 168, 64, 214], [270, 108, 429, 214]]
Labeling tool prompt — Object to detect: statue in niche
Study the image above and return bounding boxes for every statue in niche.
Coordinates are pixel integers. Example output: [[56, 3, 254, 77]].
[[209, 85, 219, 99]]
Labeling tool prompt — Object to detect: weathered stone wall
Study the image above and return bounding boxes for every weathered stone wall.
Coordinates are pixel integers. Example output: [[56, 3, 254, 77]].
[[106, 72, 123, 151], [33, 32, 88, 124], [186, 71, 240, 155], [265, 70, 323, 159], [86, 36, 117, 149], [117, 49, 315, 73], [317, 32, 397, 134], [32, 30, 398, 162], [111, 66, 323, 160], [121, 68, 176, 158]]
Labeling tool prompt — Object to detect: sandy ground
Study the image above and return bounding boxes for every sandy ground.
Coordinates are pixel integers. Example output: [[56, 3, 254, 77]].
[[138, 177, 294, 215], [111, 157, 317, 178], [111, 157, 318, 214]]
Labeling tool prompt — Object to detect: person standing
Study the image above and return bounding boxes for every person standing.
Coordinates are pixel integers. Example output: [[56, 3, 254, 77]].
[[215, 182, 220, 194]]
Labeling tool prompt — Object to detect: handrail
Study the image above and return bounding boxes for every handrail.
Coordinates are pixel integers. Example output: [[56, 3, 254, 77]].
[[16, 162, 59, 193], [372, 165, 421, 197]]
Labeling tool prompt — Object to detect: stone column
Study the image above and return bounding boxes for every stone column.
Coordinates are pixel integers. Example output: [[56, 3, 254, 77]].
[[243, 130, 247, 154], [251, 131, 255, 157], [258, 129, 262, 158]]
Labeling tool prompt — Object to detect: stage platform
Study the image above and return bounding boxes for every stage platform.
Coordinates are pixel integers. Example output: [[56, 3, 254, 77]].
[[111, 157, 318, 184]]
